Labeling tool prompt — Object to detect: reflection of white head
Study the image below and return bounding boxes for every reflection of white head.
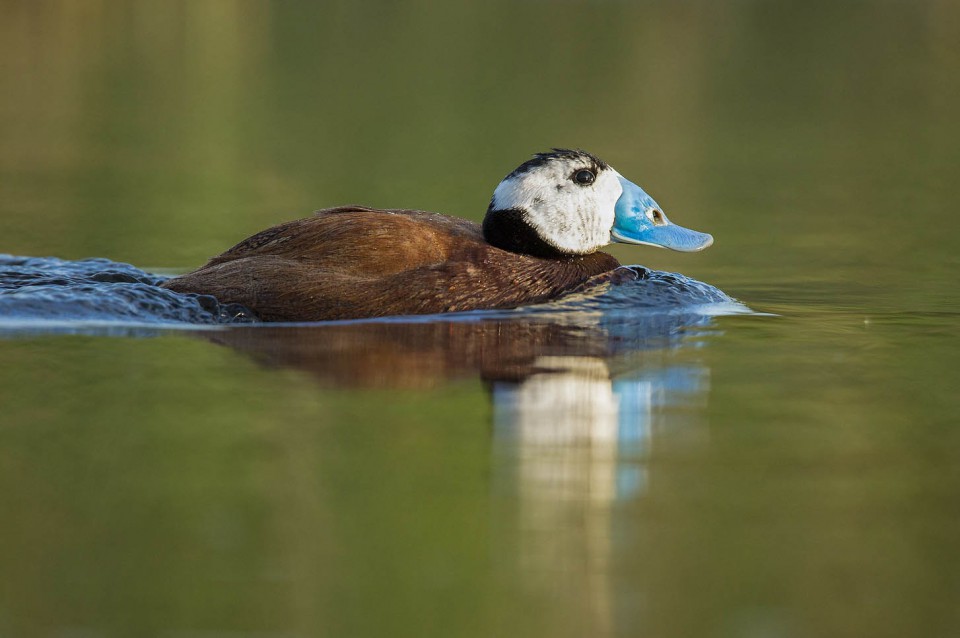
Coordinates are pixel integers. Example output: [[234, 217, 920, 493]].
[[493, 356, 619, 445], [484, 149, 624, 256], [491, 356, 621, 504]]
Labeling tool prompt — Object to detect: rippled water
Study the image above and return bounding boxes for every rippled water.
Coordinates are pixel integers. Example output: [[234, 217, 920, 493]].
[[0, 254, 744, 331], [0, 255, 257, 330]]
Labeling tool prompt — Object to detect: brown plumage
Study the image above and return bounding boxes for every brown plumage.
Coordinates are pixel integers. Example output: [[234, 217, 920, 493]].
[[161, 206, 621, 322]]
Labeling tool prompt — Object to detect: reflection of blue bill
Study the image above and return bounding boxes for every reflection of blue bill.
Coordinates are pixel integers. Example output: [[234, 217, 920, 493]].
[[614, 366, 710, 499]]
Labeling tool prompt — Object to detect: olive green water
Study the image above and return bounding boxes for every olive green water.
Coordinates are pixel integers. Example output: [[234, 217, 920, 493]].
[[2, 2, 960, 637]]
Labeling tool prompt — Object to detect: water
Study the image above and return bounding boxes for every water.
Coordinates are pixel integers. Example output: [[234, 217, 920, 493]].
[[2, 1, 960, 637], [0, 255, 258, 331], [0, 254, 739, 329]]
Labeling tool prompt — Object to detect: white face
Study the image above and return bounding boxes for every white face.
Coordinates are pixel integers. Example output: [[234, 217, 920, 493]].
[[489, 155, 624, 255]]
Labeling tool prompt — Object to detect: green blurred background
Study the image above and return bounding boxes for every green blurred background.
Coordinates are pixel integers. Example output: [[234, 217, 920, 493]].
[[1, 1, 959, 637], [3, 0, 957, 303]]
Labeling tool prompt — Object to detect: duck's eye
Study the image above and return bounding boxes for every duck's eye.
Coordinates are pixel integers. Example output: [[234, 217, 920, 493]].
[[573, 169, 595, 185], [646, 209, 666, 226]]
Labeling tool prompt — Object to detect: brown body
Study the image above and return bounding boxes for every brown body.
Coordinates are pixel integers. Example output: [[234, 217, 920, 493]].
[[161, 206, 621, 322]]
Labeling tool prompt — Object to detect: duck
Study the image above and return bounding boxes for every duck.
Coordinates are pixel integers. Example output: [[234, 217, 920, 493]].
[[160, 149, 713, 322]]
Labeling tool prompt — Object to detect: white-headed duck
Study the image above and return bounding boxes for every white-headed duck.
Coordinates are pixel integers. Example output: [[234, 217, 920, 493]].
[[161, 149, 713, 321]]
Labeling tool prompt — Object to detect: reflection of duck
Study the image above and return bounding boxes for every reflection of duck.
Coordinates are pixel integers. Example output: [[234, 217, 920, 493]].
[[194, 311, 716, 390], [162, 150, 713, 321], [197, 320, 613, 389]]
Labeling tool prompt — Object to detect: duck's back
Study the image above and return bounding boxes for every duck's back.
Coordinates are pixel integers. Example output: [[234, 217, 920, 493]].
[[161, 206, 620, 321]]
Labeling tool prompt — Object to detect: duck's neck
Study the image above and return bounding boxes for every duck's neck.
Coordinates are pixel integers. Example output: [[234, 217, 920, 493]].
[[482, 207, 567, 259]]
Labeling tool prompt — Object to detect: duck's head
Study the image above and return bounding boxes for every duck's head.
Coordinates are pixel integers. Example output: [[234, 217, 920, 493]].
[[482, 149, 713, 258]]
